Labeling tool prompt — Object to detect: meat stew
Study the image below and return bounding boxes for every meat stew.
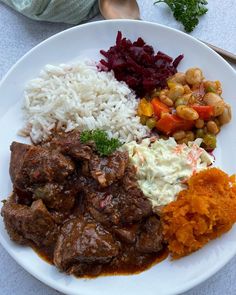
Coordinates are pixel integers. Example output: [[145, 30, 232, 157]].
[[1, 131, 167, 278]]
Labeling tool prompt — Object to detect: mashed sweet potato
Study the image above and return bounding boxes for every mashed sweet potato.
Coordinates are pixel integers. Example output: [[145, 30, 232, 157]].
[[162, 168, 236, 258]]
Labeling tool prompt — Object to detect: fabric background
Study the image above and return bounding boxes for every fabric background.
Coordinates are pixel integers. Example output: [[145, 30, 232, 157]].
[[0, 0, 99, 24]]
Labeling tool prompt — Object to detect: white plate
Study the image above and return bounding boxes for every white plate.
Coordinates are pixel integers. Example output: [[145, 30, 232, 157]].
[[0, 20, 236, 295]]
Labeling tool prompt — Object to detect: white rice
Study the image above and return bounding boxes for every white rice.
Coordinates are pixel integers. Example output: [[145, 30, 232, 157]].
[[19, 60, 149, 143]]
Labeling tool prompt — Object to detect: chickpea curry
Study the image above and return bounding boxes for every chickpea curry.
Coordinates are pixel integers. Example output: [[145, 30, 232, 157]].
[[137, 68, 232, 150]]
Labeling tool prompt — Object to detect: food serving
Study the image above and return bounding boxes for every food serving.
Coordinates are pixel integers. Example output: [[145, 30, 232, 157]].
[[137, 68, 231, 150], [1, 31, 236, 279]]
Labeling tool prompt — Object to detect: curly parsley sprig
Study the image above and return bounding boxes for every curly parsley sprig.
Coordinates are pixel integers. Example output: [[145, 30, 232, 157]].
[[80, 129, 122, 156], [154, 0, 208, 32]]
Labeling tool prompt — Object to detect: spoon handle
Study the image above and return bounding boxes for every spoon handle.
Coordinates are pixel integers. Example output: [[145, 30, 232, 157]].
[[201, 40, 236, 64]]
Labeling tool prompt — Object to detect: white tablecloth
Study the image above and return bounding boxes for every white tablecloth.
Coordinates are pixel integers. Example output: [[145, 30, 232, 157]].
[[0, 0, 236, 294]]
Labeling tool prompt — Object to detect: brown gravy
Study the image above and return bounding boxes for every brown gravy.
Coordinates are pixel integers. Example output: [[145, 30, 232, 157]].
[[34, 245, 168, 278]]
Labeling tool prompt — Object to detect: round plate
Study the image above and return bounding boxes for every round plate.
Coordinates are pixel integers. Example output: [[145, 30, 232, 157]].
[[0, 20, 236, 295]]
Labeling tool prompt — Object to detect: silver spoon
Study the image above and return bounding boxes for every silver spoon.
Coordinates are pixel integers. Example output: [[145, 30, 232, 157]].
[[99, 0, 236, 63]]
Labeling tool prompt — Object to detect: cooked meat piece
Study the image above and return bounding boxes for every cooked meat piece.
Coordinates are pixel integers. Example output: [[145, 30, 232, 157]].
[[1, 196, 58, 248], [54, 217, 119, 272], [33, 182, 75, 212], [86, 184, 152, 226], [3, 136, 167, 278], [81, 160, 90, 176], [69, 145, 93, 161], [113, 224, 139, 244], [110, 244, 157, 272], [121, 165, 138, 191], [9, 141, 32, 183], [10, 142, 75, 191], [14, 188, 33, 206], [48, 131, 93, 160], [136, 216, 163, 253], [67, 263, 102, 277], [50, 210, 71, 225], [89, 151, 129, 187], [73, 175, 97, 193], [32, 172, 80, 212], [48, 132, 128, 187]]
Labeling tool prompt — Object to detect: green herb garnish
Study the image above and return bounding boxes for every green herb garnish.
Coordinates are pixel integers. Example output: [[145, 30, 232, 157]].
[[80, 129, 122, 156], [154, 0, 208, 32]]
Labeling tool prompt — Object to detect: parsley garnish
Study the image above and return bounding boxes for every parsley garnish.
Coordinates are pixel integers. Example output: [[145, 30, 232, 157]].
[[80, 130, 122, 156], [154, 0, 208, 32]]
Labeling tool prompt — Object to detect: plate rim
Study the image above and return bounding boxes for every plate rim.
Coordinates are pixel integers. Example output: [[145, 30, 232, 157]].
[[0, 19, 236, 295]]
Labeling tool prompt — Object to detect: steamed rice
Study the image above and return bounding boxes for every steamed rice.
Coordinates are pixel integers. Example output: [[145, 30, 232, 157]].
[[19, 61, 149, 143]]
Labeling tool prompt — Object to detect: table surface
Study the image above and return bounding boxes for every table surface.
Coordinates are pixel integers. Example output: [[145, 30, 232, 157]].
[[0, 1, 236, 294]]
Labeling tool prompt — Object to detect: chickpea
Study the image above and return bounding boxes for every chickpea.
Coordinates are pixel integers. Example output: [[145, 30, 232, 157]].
[[204, 81, 217, 93], [203, 92, 225, 116], [204, 80, 222, 95], [185, 68, 203, 85], [169, 72, 186, 85], [159, 89, 173, 106], [173, 130, 186, 141], [168, 84, 185, 101], [188, 95, 196, 105], [175, 98, 187, 108], [162, 97, 173, 107], [218, 104, 232, 125], [151, 88, 160, 98], [183, 84, 192, 94], [214, 118, 221, 127], [195, 118, 204, 129], [176, 105, 199, 121], [206, 121, 219, 134], [177, 138, 189, 145], [215, 81, 222, 95], [186, 131, 195, 142]]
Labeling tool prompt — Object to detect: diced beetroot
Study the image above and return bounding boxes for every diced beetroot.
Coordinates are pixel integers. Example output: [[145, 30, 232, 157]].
[[100, 31, 184, 97]]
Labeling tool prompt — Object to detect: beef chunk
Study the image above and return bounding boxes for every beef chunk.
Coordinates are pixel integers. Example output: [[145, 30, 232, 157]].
[[50, 210, 71, 225], [48, 132, 128, 187], [69, 145, 92, 161], [89, 151, 129, 187], [113, 224, 139, 244], [83, 162, 152, 227], [48, 131, 93, 160], [3, 135, 166, 278], [67, 263, 102, 277], [33, 182, 75, 212], [10, 142, 75, 192], [9, 141, 32, 183], [86, 184, 152, 226], [121, 165, 138, 191], [32, 172, 80, 212], [136, 216, 163, 253], [1, 196, 58, 248], [54, 217, 119, 272]]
